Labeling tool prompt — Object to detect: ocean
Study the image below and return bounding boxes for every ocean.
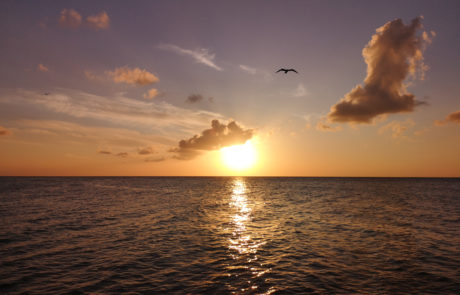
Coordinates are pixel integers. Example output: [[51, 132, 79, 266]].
[[0, 177, 459, 294]]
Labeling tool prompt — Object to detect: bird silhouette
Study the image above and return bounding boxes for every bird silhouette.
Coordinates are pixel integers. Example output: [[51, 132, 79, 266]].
[[276, 68, 298, 74]]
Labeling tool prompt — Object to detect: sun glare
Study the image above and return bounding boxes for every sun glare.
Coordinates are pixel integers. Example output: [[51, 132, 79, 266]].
[[221, 141, 257, 171]]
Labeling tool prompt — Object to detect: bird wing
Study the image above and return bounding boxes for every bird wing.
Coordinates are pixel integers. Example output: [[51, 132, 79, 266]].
[[276, 69, 285, 73], [289, 69, 298, 73]]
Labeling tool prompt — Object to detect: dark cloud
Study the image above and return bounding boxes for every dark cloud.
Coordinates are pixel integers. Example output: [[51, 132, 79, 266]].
[[186, 94, 203, 103], [0, 126, 12, 136], [171, 120, 254, 160], [328, 17, 434, 124], [138, 146, 154, 155], [98, 150, 112, 155], [435, 109, 460, 126], [145, 156, 165, 162]]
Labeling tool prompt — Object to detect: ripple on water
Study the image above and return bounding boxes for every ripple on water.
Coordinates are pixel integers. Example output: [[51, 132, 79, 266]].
[[0, 177, 459, 294]]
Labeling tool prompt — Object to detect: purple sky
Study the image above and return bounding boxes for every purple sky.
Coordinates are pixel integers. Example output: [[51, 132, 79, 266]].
[[0, 0, 459, 176]]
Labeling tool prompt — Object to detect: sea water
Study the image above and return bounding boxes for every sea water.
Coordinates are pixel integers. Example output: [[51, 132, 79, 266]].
[[0, 177, 459, 294]]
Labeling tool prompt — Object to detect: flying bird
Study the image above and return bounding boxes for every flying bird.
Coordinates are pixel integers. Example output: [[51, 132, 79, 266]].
[[276, 68, 298, 74]]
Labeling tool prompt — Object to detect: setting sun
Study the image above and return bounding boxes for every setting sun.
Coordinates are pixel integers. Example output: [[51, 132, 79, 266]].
[[221, 140, 257, 171]]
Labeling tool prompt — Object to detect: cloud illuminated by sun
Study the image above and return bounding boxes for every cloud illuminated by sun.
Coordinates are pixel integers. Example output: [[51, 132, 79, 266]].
[[221, 140, 257, 171]]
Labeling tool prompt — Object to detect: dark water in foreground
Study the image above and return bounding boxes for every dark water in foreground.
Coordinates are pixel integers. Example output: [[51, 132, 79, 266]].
[[0, 177, 459, 294]]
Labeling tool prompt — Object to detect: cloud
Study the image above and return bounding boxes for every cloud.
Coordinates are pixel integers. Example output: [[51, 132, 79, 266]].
[[292, 83, 308, 97], [328, 17, 434, 124], [158, 44, 222, 71], [98, 149, 128, 158], [143, 88, 159, 99], [379, 119, 415, 138], [58, 9, 82, 29], [0, 88, 224, 137], [98, 150, 112, 155], [316, 121, 342, 132], [85, 11, 110, 30], [106, 67, 159, 86], [186, 94, 203, 103], [171, 120, 254, 160], [0, 126, 12, 136], [435, 109, 460, 126], [239, 65, 257, 75], [138, 146, 154, 155], [37, 64, 49, 72], [145, 156, 165, 162]]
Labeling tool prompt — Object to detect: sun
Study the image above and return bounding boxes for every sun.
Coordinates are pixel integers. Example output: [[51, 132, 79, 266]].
[[221, 140, 257, 171]]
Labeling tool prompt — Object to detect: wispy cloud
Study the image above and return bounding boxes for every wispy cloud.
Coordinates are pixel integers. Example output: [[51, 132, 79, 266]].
[[239, 65, 257, 75], [379, 119, 415, 139], [316, 121, 342, 132], [435, 109, 460, 126], [0, 88, 224, 137], [138, 146, 154, 155], [58, 9, 82, 29], [86, 11, 110, 30], [292, 83, 308, 97], [37, 64, 49, 72], [58, 9, 110, 30], [158, 44, 222, 71]]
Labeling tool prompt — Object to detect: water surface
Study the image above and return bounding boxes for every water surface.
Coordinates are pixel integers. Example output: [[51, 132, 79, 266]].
[[1, 177, 459, 294]]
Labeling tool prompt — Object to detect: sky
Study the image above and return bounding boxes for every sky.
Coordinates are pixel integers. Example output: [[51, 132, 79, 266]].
[[0, 0, 459, 177]]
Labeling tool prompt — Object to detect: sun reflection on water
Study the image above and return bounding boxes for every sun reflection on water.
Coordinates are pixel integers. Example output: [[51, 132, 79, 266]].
[[227, 178, 274, 294]]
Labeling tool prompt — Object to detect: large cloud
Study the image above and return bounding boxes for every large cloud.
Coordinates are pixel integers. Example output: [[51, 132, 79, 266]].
[[328, 17, 434, 124], [171, 120, 254, 160], [435, 109, 460, 126], [106, 67, 159, 86]]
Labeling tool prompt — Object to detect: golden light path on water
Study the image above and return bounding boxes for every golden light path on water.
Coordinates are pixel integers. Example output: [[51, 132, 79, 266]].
[[228, 179, 275, 294]]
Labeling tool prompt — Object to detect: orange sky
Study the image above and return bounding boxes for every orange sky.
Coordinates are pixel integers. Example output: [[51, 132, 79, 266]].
[[1, 1, 460, 176]]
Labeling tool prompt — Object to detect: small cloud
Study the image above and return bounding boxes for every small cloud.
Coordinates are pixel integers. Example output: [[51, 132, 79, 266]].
[[98, 150, 112, 155], [186, 94, 203, 104], [292, 83, 308, 97], [38, 18, 48, 29], [171, 120, 254, 160], [106, 67, 159, 86], [58, 8, 82, 29], [239, 65, 257, 75], [115, 152, 128, 158], [143, 88, 159, 99], [316, 121, 342, 132], [379, 119, 415, 139], [0, 126, 12, 136], [84, 70, 104, 81], [138, 146, 154, 155], [145, 156, 165, 162], [328, 17, 433, 124], [435, 109, 460, 126], [85, 11, 110, 30], [37, 64, 49, 72], [158, 44, 222, 71]]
